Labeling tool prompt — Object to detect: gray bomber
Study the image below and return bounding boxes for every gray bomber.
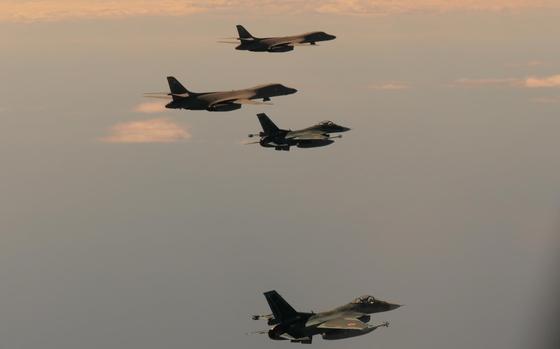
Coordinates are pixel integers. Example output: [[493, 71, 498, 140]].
[[222, 25, 336, 52], [251, 291, 401, 344], [146, 77, 297, 112], [247, 113, 350, 151]]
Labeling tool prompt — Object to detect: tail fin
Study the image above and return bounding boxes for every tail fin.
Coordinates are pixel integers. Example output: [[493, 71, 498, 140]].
[[264, 290, 299, 323], [236, 25, 255, 40], [167, 76, 190, 100], [257, 113, 280, 134]]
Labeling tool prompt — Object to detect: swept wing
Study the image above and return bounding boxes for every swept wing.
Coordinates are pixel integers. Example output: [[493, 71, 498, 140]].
[[317, 318, 369, 330], [285, 131, 329, 140]]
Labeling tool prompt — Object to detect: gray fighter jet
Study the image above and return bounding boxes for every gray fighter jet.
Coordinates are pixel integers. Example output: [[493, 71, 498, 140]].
[[219, 25, 336, 52], [245, 113, 350, 151], [251, 291, 401, 344], [145, 77, 297, 112]]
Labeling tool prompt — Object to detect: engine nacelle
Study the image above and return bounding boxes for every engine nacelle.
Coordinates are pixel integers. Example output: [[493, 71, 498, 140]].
[[268, 325, 288, 340], [357, 315, 371, 323], [322, 329, 369, 340], [207, 103, 242, 112], [267, 45, 294, 52], [296, 139, 334, 148]]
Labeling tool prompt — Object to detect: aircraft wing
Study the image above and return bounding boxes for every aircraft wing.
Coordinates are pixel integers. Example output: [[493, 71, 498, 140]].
[[268, 40, 322, 50], [268, 39, 310, 50], [269, 43, 294, 50], [233, 99, 273, 105], [317, 318, 369, 330], [285, 131, 329, 140], [208, 98, 272, 107]]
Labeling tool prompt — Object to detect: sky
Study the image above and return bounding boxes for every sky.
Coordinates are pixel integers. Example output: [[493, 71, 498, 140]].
[[1, 1, 559, 349]]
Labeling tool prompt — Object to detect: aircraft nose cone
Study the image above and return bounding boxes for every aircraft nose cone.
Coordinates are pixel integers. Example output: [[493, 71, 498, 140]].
[[340, 126, 351, 132], [389, 303, 402, 310], [288, 88, 298, 94], [329, 35, 337, 40]]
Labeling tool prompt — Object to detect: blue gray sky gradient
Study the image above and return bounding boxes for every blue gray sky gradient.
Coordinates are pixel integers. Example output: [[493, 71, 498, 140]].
[[1, 2, 559, 349]]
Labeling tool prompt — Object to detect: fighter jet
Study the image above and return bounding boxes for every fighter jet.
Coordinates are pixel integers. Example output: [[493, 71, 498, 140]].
[[245, 113, 350, 151], [251, 291, 401, 344], [219, 25, 336, 52], [144, 77, 297, 112]]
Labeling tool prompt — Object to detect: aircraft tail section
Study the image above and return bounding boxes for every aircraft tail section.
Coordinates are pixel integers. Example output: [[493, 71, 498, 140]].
[[264, 290, 299, 324], [257, 113, 280, 135], [167, 76, 191, 100], [236, 25, 255, 40]]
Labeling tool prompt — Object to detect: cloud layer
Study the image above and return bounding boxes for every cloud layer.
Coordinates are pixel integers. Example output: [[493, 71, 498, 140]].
[[526, 74, 560, 88], [101, 118, 190, 143], [454, 74, 560, 88], [2, 0, 560, 23], [1, 0, 206, 23], [369, 81, 410, 90], [134, 102, 168, 114]]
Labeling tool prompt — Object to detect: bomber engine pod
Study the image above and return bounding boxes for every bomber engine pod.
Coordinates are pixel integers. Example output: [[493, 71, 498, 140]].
[[268, 325, 289, 340], [268, 45, 294, 52], [207, 103, 242, 112]]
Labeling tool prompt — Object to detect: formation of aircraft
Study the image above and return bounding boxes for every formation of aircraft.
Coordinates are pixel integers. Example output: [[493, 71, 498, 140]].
[[219, 25, 336, 52], [140, 24, 400, 344], [251, 291, 401, 344], [245, 113, 350, 151], [143, 26, 349, 149], [145, 77, 297, 112]]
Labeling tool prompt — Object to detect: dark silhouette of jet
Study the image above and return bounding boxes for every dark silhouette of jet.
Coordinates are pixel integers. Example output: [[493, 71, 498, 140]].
[[219, 25, 336, 52], [245, 113, 350, 151], [251, 291, 401, 344], [144, 77, 297, 112]]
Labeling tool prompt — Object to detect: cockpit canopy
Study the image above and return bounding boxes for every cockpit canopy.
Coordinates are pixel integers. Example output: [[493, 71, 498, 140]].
[[351, 295, 377, 304], [317, 120, 335, 127]]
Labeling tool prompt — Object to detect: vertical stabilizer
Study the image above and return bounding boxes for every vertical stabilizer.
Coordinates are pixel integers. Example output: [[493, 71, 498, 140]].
[[166, 76, 191, 100], [236, 25, 255, 40], [257, 113, 280, 135], [264, 290, 299, 324]]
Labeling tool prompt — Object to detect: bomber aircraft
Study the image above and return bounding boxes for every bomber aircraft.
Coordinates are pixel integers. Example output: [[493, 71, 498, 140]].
[[245, 113, 350, 151], [145, 77, 297, 112], [250, 291, 401, 344], [219, 25, 336, 52]]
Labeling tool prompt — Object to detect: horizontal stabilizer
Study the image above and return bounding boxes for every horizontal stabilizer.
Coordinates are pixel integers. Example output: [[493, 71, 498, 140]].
[[245, 330, 268, 335], [143, 95, 171, 100], [242, 140, 260, 145]]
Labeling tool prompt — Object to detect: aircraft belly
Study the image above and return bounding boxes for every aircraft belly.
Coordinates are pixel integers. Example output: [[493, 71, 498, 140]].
[[321, 327, 376, 340], [296, 139, 334, 148]]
